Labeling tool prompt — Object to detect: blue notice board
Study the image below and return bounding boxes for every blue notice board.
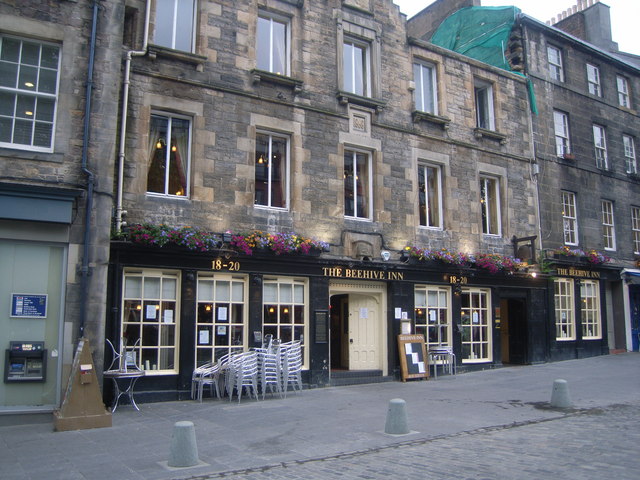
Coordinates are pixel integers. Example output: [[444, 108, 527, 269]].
[[10, 294, 48, 318]]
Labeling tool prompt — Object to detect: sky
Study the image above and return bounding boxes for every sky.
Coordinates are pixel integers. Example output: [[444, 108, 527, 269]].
[[393, 0, 639, 56]]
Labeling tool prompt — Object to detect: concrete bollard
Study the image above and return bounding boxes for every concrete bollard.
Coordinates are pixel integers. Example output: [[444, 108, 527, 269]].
[[550, 379, 572, 408], [168, 421, 199, 467], [385, 398, 409, 435]]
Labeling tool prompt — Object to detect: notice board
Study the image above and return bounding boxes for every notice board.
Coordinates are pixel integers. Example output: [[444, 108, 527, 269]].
[[397, 334, 429, 381]]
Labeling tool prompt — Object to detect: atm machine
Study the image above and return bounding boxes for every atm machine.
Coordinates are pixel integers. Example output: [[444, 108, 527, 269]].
[[4, 341, 47, 382]]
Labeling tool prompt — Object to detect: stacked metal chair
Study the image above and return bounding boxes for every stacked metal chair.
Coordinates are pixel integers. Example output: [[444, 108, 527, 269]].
[[280, 340, 303, 396], [192, 353, 230, 402], [226, 351, 259, 403], [254, 343, 283, 400], [428, 345, 456, 379]]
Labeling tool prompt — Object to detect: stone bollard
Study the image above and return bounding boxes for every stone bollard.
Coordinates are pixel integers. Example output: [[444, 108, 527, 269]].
[[550, 379, 572, 408], [168, 421, 199, 467], [385, 398, 409, 435]]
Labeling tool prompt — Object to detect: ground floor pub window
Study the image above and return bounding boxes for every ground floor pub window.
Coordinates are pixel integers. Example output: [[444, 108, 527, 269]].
[[460, 288, 492, 362], [263, 277, 308, 365], [554, 278, 575, 340], [122, 269, 180, 374], [414, 285, 452, 349], [580, 279, 602, 339], [196, 274, 247, 366]]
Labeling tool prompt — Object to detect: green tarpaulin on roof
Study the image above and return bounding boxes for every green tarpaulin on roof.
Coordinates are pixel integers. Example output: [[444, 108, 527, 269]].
[[430, 6, 538, 114]]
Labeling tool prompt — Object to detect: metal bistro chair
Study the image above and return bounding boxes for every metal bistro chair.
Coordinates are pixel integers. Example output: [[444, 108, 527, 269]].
[[428, 345, 456, 379], [280, 340, 303, 396], [226, 351, 259, 403], [255, 345, 283, 400], [192, 353, 230, 402]]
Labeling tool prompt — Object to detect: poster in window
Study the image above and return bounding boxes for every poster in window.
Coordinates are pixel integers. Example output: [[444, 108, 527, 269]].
[[198, 329, 210, 345], [146, 305, 157, 319], [163, 310, 173, 323], [217, 326, 227, 336], [217, 306, 228, 322]]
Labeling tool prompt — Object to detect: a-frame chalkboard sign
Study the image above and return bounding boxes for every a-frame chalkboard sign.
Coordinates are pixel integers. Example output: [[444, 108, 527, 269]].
[[397, 334, 429, 381]]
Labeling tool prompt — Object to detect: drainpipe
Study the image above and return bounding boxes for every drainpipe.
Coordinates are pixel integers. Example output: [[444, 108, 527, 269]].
[[79, 0, 100, 338], [115, 0, 151, 232]]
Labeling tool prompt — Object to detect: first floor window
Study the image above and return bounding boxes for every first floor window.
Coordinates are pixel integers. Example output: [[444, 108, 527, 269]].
[[121, 269, 180, 374], [581, 280, 602, 339], [147, 113, 190, 196], [553, 110, 571, 157], [460, 289, 492, 362], [343, 37, 370, 97], [632, 206, 640, 254], [480, 176, 501, 236], [554, 278, 575, 340], [154, 0, 196, 52], [474, 80, 495, 130], [0, 35, 60, 152], [418, 163, 442, 228], [413, 62, 437, 114], [257, 12, 289, 75], [255, 132, 289, 209], [562, 191, 578, 245], [344, 149, 372, 219], [414, 286, 451, 349], [195, 274, 247, 366], [623, 135, 637, 174], [601, 200, 616, 251], [263, 277, 307, 366], [617, 75, 630, 108], [593, 124, 608, 169]]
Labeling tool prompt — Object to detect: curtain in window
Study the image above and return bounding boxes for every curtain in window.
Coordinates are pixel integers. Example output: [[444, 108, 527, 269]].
[[169, 118, 189, 196], [147, 116, 166, 194]]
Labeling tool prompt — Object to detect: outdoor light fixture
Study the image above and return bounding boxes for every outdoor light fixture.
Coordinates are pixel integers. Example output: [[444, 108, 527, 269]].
[[381, 250, 391, 261]]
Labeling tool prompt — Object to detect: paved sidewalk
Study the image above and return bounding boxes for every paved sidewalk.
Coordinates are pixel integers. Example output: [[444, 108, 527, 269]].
[[0, 353, 638, 480]]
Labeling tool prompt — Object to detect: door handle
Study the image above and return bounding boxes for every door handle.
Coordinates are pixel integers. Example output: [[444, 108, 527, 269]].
[[350, 338, 354, 344]]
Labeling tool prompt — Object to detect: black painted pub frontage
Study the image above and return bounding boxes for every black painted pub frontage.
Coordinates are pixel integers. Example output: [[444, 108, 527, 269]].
[[105, 243, 615, 403]]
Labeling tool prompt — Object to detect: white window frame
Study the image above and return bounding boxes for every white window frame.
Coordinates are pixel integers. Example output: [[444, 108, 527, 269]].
[[480, 176, 501, 236], [342, 36, 371, 97], [593, 124, 608, 170], [632, 206, 640, 255], [547, 45, 564, 82], [617, 75, 630, 108], [154, 0, 197, 52], [195, 273, 248, 366], [601, 200, 616, 251], [562, 191, 578, 245], [344, 148, 373, 220], [554, 278, 575, 341], [256, 11, 290, 76], [418, 163, 443, 229], [623, 135, 637, 174], [121, 268, 181, 375], [581, 280, 602, 340], [254, 131, 290, 210], [586, 63, 601, 97], [413, 62, 438, 114], [262, 277, 308, 368], [460, 288, 492, 363], [0, 35, 60, 152], [553, 110, 571, 157], [414, 286, 452, 350], [147, 112, 192, 197], [474, 79, 495, 130]]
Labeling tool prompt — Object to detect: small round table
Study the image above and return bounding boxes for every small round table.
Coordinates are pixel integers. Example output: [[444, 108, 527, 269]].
[[104, 369, 145, 412]]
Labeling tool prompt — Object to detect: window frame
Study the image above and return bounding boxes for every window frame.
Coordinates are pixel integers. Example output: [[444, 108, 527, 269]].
[[413, 61, 438, 115], [146, 112, 192, 198], [480, 175, 501, 236], [580, 280, 602, 340], [342, 36, 371, 98], [592, 124, 608, 170], [554, 278, 575, 341], [617, 75, 630, 108], [153, 0, 197, 53], [0, 35, 60, 153], [343, 148, 373, 221], [254, 130, 290, 210], [256, 10, 290, 76], [601, 200, 616, 251], [547, 45, 564, 82], [474, 79, 495, 131], [553, 110, 571, 157], [121, 268, 181, 375], [195, 273, 248, 366], [586, 63, 601, 97], [623, 134, 637, 175], [460, 288, 492, 363], [562, 191, 578, 246], [417, 162, 443, 229], [632, 206, 640, 255], [414, 286, 452, 351]]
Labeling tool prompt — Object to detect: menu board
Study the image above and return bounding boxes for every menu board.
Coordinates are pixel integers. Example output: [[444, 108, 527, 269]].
[[10, 294, 48, 318], [397, 334, 429, 381]]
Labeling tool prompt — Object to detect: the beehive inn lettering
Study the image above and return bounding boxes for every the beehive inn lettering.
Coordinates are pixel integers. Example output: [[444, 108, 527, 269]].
[[322, 267, 404, 281], [557, 267, 600, 278]]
